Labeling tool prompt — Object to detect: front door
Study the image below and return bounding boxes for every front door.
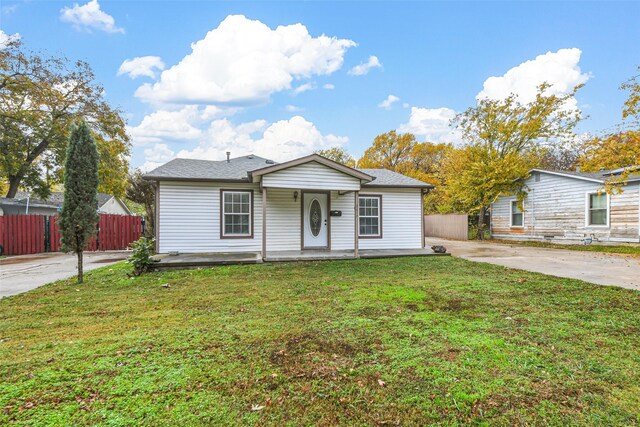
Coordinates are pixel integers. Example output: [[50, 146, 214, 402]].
[[302, 192, 329, 249]]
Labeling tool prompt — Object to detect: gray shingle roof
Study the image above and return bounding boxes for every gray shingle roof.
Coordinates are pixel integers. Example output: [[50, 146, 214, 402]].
[[358, 168, 432, 188], [144, 155, 275, 181], [9, 191, 116, 208], [144, 155, 432, 188]]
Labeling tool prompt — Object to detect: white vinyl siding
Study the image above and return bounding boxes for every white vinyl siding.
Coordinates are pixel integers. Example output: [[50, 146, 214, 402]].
[[330, 192, 356, 250], [265, 188, 301, 251], [261, 161, 361, 191], [158, 180, 427, 253], [158, 181, 261, 253], [491, 173, 640, 243], [358, 188, 423, 249]]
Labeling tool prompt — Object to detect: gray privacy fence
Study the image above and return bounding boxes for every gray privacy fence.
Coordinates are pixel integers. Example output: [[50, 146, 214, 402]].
[[423, 214, 469, 240]]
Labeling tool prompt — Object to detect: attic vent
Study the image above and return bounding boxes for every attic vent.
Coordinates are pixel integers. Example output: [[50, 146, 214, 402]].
[[265, 160, 275, 164]]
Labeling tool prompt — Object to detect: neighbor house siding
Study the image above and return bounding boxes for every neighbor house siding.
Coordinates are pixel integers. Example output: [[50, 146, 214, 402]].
[[158, 181, 262, 253], [98, 197, 130, 215], [491, 173, 640, 243], [358, 188, 423, 249], [261, 161, 361, 191]]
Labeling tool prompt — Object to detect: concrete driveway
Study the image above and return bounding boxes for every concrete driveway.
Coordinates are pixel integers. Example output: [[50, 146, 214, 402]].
[[0, 252, 129, 298], [426, 238, 640, 290]]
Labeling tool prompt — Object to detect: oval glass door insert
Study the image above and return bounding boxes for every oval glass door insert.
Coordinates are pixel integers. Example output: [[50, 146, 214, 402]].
[[310, 199, 322, 237]]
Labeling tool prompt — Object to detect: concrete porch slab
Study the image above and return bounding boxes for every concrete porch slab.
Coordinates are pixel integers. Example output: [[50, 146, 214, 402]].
[[152, 252, 262, 269], [152, 248, 448, 269], [264, 250, 357, 262]]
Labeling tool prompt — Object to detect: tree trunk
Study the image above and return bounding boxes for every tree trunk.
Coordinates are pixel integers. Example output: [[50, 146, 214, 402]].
[[477, 207, 486, 240], [77, 250, 84, 284], [144, 202, 155, 237], [6, 176, 21, 198]]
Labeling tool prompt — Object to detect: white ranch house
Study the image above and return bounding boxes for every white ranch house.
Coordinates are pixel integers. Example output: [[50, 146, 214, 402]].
[[491, 167, 640, 243], [144, 154, 432, 260]]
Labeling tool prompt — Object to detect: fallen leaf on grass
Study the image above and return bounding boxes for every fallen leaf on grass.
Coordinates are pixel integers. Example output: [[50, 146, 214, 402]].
[[250, 404, 265, 411], [378, 379, 386, 387]]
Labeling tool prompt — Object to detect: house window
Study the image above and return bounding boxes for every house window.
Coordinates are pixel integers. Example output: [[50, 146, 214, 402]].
[[359, 195, 381, 237], [511, 201, 523, 227], [221, 190, 252, 237], [587, 192, 608, 226]]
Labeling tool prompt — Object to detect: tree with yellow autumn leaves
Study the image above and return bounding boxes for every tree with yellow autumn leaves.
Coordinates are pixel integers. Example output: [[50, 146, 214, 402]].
[[579, 66, 639, 190]]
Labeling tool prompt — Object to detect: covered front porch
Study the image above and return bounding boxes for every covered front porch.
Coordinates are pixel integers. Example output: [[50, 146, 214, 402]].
[[152, 247, 447, 269]]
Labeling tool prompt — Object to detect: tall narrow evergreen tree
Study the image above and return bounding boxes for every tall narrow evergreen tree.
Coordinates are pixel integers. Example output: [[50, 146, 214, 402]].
[[59, 122, 100, 283]]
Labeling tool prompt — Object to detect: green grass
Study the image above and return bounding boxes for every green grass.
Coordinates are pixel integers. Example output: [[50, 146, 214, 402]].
[[490, 239, 640, 257], [1, 258, 639, 426]]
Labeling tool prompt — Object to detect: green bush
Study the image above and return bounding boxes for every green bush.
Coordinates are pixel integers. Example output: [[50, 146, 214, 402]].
[[127, 237, 158, 276]]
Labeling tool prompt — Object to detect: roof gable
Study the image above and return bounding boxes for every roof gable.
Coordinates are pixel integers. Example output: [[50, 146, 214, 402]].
[[248, 154, 373, 182]]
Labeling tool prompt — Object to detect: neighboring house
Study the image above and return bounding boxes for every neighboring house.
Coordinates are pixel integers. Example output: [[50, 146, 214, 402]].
[[0, 192, 132, 216], [491, 167, 640, 243], [144, 154, 431, 257]]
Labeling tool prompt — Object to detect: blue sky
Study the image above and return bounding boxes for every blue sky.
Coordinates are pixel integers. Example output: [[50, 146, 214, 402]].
[[1, 1, 639, 170]]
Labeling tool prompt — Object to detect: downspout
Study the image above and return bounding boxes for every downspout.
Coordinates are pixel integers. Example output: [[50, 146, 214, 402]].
[[25, 195, 30, 215]]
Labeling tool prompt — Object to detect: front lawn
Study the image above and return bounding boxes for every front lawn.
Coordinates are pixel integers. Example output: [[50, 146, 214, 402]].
[[490, 239, 640, 257], [1, 257, 639, 425]]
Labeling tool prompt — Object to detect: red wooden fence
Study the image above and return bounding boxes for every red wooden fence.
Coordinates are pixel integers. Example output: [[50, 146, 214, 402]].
[[0, 214, 142, 256]]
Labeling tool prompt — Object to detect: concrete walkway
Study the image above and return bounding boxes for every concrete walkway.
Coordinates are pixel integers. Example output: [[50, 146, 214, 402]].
[[426, 238, 640, 290], [0, 251, 130, 298]]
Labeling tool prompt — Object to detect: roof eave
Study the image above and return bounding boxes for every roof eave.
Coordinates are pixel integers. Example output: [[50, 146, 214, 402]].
[[528, 169, 604, 183], [143, 176, 251, 183]]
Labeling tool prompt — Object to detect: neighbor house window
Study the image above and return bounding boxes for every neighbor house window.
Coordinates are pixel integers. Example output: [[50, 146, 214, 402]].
[[511, 201, 523, 227], [359, 195, 382, 238], [587, 192, 608, 226], [221, 190, 252, 238]]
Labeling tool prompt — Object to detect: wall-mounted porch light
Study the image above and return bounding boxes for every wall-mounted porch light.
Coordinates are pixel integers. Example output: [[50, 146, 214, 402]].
[[293, 191, 299, 202]]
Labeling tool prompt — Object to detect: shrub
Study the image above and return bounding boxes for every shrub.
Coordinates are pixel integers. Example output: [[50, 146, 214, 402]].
[[127, 237, 158, 276]]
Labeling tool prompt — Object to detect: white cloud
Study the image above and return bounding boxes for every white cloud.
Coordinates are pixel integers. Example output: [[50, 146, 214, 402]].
[[402, 102, 410, 109], [144, 143, 175, 163], [398, 107, 462, 144], [2, 4, 18, 15], [323, 83, 335, 90], [171, 116, 347, 162], [60, 0, 124, 34], [292, 82, 315, 95], [285, 105, 303, 112], [135, 15, 355, 105], [0, 30, 20, 49], [477, 48, 590, 111], [118, 56, 165, 79], [127, 106, 228, 145], [378, 94, 400, 110], [348, 55, 382, 76]]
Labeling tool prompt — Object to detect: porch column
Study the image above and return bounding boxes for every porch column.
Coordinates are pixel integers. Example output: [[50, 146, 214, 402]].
[[262, 187, 267, 260], [421, 189, 425, 248], [354, 190, 359, 258]]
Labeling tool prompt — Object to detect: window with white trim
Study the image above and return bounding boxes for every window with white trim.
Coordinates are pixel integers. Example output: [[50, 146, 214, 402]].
[[222, 191, 252, 237], [587, 192, 608, 226], [511, 201, 523, 227], [359, 196, 381, 237]]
